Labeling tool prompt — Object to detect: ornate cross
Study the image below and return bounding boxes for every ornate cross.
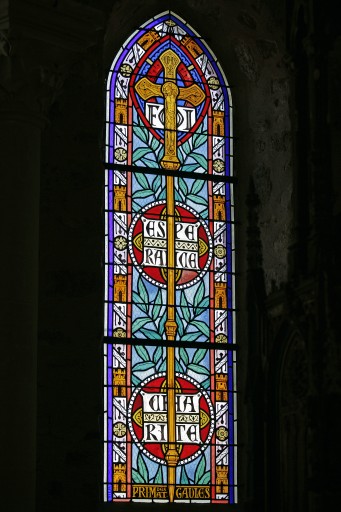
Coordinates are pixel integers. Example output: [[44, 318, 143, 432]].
[[135, 49, 206, 502], [135, 49, 205, 171]]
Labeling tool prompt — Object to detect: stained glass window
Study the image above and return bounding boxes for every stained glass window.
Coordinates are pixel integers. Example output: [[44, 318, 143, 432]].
[[104, 11, 236, 504]]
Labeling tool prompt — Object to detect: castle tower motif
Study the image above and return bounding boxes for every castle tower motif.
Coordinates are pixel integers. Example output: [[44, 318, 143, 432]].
[[114, 275, 127, 303], [114, 186, 126, 211], [181, 35, 203, 58], [113, 369, 126, 397], [114, 98, 128, 124], [138, 29, 160, 50], [113, 464, 127, 492], [215, 282, 227, 309], [213, 111, 224, 136], [216, 465, 228, 494], [215, 373, 228, 401], [213, 195, 226, 221]]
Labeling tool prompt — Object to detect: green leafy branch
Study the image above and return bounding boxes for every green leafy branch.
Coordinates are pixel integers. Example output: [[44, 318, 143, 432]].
[[194, 455, 211, 485], [177, 176, 208, 210], [132, 122, 165, 211], [178, 346, 209, 378], [178, 125, 208, 172], [131, 278, 167, 382], [180, 454, 210, 486], [176, 282, 210, 342], [180, 464, 192, 484], [132, 453, 149, 484], [132, 280, 166, 338], [153, 465, 163, 484]]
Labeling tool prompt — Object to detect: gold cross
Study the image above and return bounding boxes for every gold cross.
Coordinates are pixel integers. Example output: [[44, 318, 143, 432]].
[[135, 49, 206, 171], [135, 49, 205, 502]]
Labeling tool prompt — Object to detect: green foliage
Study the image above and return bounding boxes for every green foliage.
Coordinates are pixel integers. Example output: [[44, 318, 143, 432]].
[[152, 175, 162, 194], [131, 374, 141, 386], [193, 282, 205, 309], [133, 147, 152, 163], [153, 345, 163, 364], [134, 170, 150, 189], [154, 465, 163, 484], [197, 471, 211, 485], [175, 310, 184, 337], [132, 189, 154, 199], [133, 361, 155, 372], [191, 179, 205, 195], [132, 318, 150, 335], [140, 327, 161, 340], [191, 320, 210, 336], [176, 360, 184, 372], [201, 377, 210, 389], [179, 125, 207, 173], [192, 348, 207, 365], [194, 455, 206, 484], [132, 468, 145, 484], [175, 284, 211, 378], [182, 331, 202, 342], [132, 122, 165, 208], [192, 132, 207, 150], [138, 278, 148, 304], [179, 177, 188, 196], [180, 465, 190, 485], [187, 363, 210, 375], [133, 122, 161, 168], [131, 277, 167, 372], [137, 453, 149, 482], [157, 309, 167, 337], [151, 289, 162, 320], [141, 157, 159, 168], [134, 125, 149, 145], [179, 347, 189, 367], [180, 291, 190, 322], [132, 291, 148, 313], [158, 359, 167, 372], [134, 343, 150, 361], [191, 152, 207, 170]]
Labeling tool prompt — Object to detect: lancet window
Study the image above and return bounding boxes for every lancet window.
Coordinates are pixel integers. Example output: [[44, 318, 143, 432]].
[[104, 11, 237, 504]]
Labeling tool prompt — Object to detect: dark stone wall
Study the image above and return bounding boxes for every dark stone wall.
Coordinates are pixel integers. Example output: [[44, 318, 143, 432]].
[[37, 44, 104, 510]]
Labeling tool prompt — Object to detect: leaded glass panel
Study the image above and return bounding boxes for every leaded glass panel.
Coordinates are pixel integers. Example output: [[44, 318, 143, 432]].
[[104, 11, 236, 504]]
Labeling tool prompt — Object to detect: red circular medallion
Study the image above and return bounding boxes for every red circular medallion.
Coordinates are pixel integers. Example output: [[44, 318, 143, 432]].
[[128, 201, 213, 289]]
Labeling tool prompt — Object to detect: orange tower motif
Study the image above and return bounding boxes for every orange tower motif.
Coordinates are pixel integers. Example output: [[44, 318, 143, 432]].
[[113, 369, 126, 397], [114, 275, 127, 303], [113, 464, 127, 492], [213, 195, 226, 221], [181, 36, 203, 58], [215, 282, 227, 309], [215, 373, 228, 401], [216, 466, 228, 494], [114, 99, 128, 124], [213, 111, 224, 136], [114, 186, 126, 211], [138, 29, 160, 50]]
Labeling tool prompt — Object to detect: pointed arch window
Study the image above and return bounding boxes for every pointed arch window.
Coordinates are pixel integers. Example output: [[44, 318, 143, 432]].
[[104, 12, 237, 504]]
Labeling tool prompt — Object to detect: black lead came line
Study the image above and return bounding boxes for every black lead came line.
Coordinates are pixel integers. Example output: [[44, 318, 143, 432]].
[[102, 336, 238, 351], [104, 163, 237, 184]]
